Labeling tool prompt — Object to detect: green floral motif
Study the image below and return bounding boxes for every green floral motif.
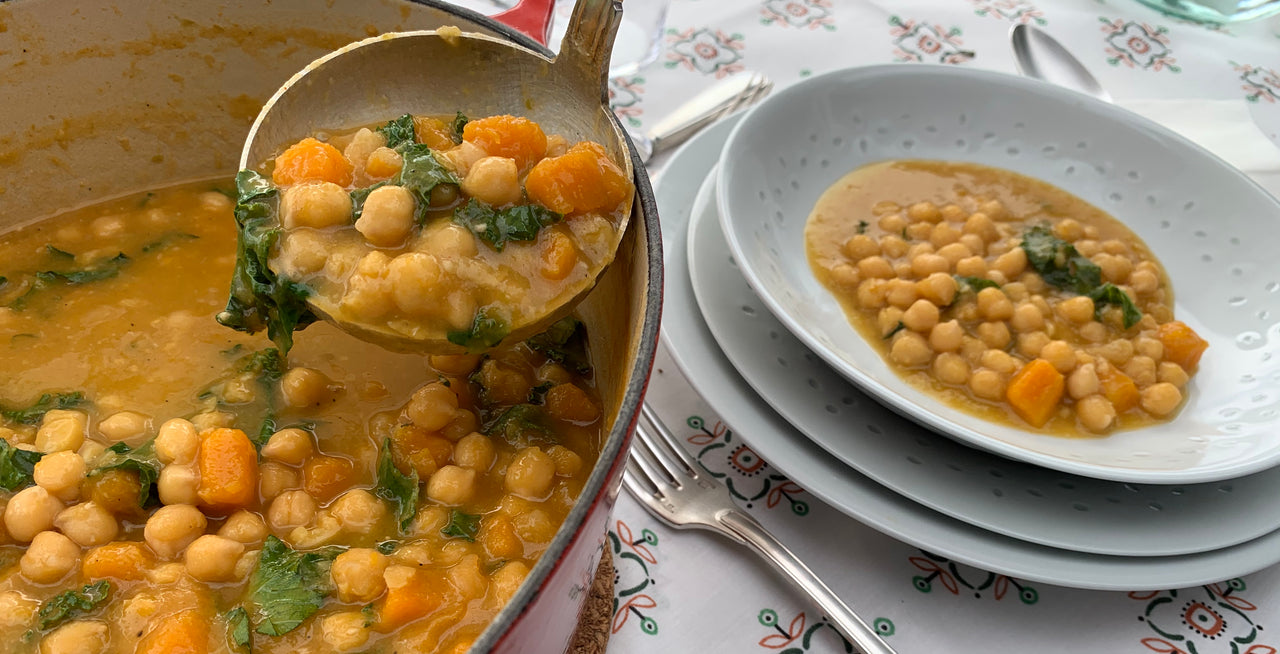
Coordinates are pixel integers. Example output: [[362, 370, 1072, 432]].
[[757, 607, 889, 652], [909, 551, 1038, 604], [1131, 579, 1273, 654], [686, 416, 809, 516], [608, 76, 646, 128], [760, 0, 836, 31], [1231, 61, 1280, 103], [1100, 17, 1181, 72], [888, 16, 974, 64], [665, 28, 746, 79], [609, 520, 660, 635]]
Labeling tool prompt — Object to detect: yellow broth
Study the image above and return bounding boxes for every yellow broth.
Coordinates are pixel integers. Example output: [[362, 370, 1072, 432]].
[[0, 182, 603, 653], [806, 160, 1206, 435]]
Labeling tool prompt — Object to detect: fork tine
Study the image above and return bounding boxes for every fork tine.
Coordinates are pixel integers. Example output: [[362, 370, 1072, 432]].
[[622, 458, 658, 497], [639, 404, 702, 476], [629, 424, 682, 490]]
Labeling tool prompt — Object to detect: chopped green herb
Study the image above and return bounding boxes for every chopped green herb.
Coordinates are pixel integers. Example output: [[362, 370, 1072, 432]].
[[528, 382, 554, 405], [441, 509, 481, 542], [141, 232, 199, 253], [237, 348, 285, 383], [36, 581, 111, 631], [376, 113, 417, 149], [217, 170, 318, 354], [883, 321, 907, 340], [856, 220, 869, 235], [375, 438, 419, 532], [1087, 282, 1143, 329], [447, 307, 509, 352], [451, 112, 469, 143], [0, 276, 6, 287], [484, 404, 554, 444], [349, 181, 388, 222], [0, 439, 43, 491], [2, 392, 87, 425], [375, 540, 399, 555], [28, 252, 130, 289], [361, 603, 378, 628], [395, 143, 459, 222], [226, 607, 251, 650], [90, 439, 161, 507], [1020, 224, 1101, 295], [901, 227, 909, 240], [46, 245, 74, 259], [248, 536, 343, 637], [953, 275, 1001, 293], [452, 198, 562, 252], [526, 317, 591, 376]]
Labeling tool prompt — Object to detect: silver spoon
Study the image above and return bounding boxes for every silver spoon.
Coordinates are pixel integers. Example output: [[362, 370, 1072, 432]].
[[1010, 23, 1113, 103]]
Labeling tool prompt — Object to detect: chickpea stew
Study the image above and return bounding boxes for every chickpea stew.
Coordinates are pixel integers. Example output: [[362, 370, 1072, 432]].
[[0, 183, 606, 653], [220, 113, 633, 354], [806, 160, 1208, 435]]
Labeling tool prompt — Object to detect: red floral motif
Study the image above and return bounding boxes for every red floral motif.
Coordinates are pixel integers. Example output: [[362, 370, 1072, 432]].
[[1099, 17, 1180, 73], [1233, 61, 1280, 104], [888, 16, 972, 64], [687, 419, 728, 446], [608, 76, 645, 128], [760, 0, 835, 31], [665, 28, 746, 79], [1132, 580, 1271, 652], [614, 519, 657, 565], [969, 0, 1046, 25], [765, 481, 804, 509], [612, 594, 658, 634], [909, 556, 960, 594], [759, 612, 806, 648]]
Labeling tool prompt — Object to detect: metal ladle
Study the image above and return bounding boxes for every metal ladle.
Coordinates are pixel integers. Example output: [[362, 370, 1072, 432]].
[[239, 0, 633, 353]]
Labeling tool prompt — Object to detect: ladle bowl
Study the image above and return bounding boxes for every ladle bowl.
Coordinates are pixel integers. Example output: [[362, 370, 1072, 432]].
[[240, 0, 634, 353]]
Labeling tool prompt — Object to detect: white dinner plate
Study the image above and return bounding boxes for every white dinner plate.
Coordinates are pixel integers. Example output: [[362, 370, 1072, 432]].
[[690, 167, 1280, 556], [657, 114, 1280, 590], [715, 65, 1280, 484]]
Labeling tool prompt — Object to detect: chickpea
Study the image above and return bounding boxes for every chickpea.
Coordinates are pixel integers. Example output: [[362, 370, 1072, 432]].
[[1130, 269, 1159, 295], [504, 448, 556, 499], [1009, 302, 1044, 333], [461, 156, 522, 206], [855, 279, 888, 309], [907, 202, 941, 223], [876, 309, 903, 338], [828, 264, 859, 289], [960, 336, 987, 364], [262, 428, 314, 466], [21, 531, 80, 583], [281, 367, 335, 408], [259, 462, 299, 502], [343, 127, 385, 173], [386, 252, 444, 317], [154, 418, 198, 465], [144, 504, 206, 559], [1079, 321, 1108, 343], [442, 410, 480, 442], [885, 279, 919, 309], [219, 510, 268, 545], [490, 560, 531, 605], [5, 486, 64, 542], [922, 322, 962, 355], [0, 590, 38, 629], [36, 410, 87, 454], [268, 490, 317, 533], [958, 233, 986, 257], [329, 489, 387, 532], [1022, 274, 1046, 295], [364, 146, 404, 179], [878, 213, 906, 233], [96, 411, 149, 445], [428, 465, 478, 505], [928, 222, 960, 248], [969, 369, 1007, 401], [1075, 239, 1101, 257], [321, 612, 371, 653], [932, 353, 970, 385], [938, 203, 964, 221], [910, 253, 950, 278], [1040, 340, 1078, 373], [39, 621, 108, 654], [962, 213, 998, 242], [1095, 253, 1133, 284], [976, 321, 1012, 349], [512, 508, 556, 544], [992, 248, 1027, 279], [341, 268, 394, 319], [190, 411, 235, 432], [872, 201, 901, 216], [453, 432, 496, 470], [857, 256, 894, 280], [33, 451, 85, 501], [1016, 331, 1050, 359], [431, 354, 483, 376], [157, 464, 200, 506], [1053, 218, 1084, 241], [976, 287, 1014, 321], [1102, 239, 1130, 255], [890, 331, 933, 367], [53, 502, 117, 547], [355, 185, 416, 247], [1124, 356, 1158, 387], [1141, 383, 1183, 417], [1095, 339, 1135, 364], [1057, 296, 1096, 324], [936, 242, 972, 264], [979, 349, 1019, 375], [276, 229, 328, 278], [408, 382, 460, 432], [902, 299, 940, 332], [906, 242, 935, 260], [184, 534, 245, 582], [843, 234, 879, 260], [1158, 362, 1190, 388], [1067, 363, 1101, 400], [280, 182, 352, 229], [916, 272, 957, 306], [955, 256, 987, 278], [328, 548, 390, 604]]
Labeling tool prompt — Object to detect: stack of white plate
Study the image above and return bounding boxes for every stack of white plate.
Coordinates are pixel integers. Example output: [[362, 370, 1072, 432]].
[[653, 65, 1280, 591]]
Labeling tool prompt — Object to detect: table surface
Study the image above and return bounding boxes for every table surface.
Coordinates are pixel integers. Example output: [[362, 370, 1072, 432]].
[[531, 0, 1280, 652]]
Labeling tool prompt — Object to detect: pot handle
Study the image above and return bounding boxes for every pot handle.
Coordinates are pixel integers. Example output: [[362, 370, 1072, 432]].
[[492, 0, 557, 46], [553, 0, 622, 99]]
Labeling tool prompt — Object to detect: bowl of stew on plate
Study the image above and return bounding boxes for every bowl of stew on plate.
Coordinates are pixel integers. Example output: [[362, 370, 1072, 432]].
[[716, 64, 1280, 484], [0, 2, 660, 653]]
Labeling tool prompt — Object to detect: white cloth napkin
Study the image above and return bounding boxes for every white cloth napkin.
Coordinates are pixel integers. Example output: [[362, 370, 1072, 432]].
[[1119, 98, 1280, 199]]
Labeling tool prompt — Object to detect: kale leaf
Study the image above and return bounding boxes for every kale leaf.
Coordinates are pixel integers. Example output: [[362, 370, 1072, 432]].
[[90, 439, 161, 507], [35, 253, 130, 285], [141, 232, 199, 253], [953, 275, 1001, 294], [375, 437, 419, 532], [526, 317, 591, 375], [238, 348, 286, 384], [217, 170, 318, 354], [0, 439, 43, 491], [36, 581, 112, 631], [1088, 282, 1144, 329], [2, 392, 86, 425], [447, 307, 509, 352], [376, 113, 417, 149], [46, 245, 74, 259], [484, 404, 554, 444], [225, 607, 251, 650], [528, 382, 554, 405], [349, 181, 388, 222], [452, 199, 562, 252], [248, 536, 344, 636], [441, 509, 481, 542], [451, 112, 469, 143], [882, 321, 907, 340], [1020, 224, 1102, 295], [395, 144, 459, 222]]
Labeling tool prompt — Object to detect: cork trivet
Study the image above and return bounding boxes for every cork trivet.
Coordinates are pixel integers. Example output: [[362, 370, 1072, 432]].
[[567, 548, 614, 654]]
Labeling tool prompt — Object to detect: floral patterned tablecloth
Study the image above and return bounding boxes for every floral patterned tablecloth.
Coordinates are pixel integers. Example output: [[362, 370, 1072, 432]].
[[545, 0, 1280, 652]]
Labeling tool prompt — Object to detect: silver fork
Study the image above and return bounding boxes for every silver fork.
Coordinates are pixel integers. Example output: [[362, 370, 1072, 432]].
[[623, 404, 897, 654], [631, 72, 774, 164]]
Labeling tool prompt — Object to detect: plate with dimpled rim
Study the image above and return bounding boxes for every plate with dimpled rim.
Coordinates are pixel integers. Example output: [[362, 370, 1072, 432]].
[[716, 64, 1280, 485], [690, 168, 1280, 557], [656, 114, 1280, 590]]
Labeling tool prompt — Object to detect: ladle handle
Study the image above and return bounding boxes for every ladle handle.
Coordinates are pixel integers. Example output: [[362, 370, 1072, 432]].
[[492, 0, 557, 46], [556, 0, 623, 99]]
